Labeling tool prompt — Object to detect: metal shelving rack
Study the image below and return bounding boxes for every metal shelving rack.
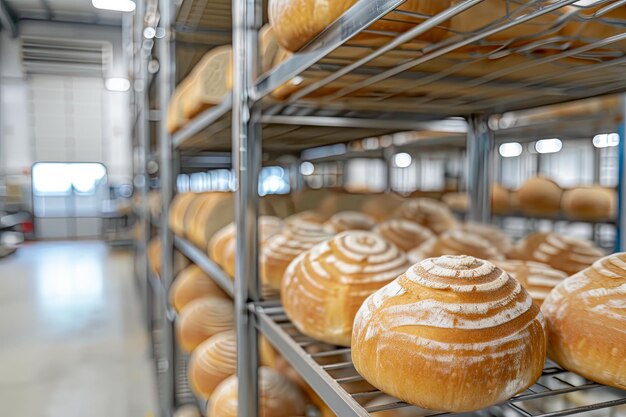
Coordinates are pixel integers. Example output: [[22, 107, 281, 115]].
[[135, 0, 626, 416]]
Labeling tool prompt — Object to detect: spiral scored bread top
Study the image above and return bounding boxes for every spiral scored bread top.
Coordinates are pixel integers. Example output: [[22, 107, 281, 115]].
[[170, 264, 229, 312], [352, 255, 547, 412], [189, 330, 237, 399], [396, 198, 458, 234], [261, 219, 333, 290], [457, 222, 513, 255], [512, 232, 604, 276], [373, 219, 435, 252], [493, 260, 568, 306], [284, 210, 326, 225], [323, 211, 376, 233], [408, 229, 505, 264], [208, 367, 306, 417], [176, 297, 235, 353], [541, 253, 626, 390], [282, 231, 410, 346]]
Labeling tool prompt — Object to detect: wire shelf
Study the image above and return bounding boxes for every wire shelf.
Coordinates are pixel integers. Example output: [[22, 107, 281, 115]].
[[255, 0, 626, 116], [256, 304, 626, 417]]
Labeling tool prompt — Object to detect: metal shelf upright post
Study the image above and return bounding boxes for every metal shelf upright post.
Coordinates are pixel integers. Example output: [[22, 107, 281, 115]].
[[232, 0, 262, 414], [467, 114, 494, 223], [157, 0, 176, 414]]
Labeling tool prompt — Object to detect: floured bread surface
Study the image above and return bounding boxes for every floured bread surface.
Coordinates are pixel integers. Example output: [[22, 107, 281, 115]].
[[352, 255, 546, 412], [208, 367, 306, 417], [323, 210, 375, 233], [188, 330, 237, 398], [176, 297, 234, 353], [511, 232, 604, 275], [170, 265, 229, 312], [373, 219, 434, 252], [542, 253, 626, 390], [395, 198, 458, 234], [408, 229, 505, 264], [282, 231, 410, 346], [494, 260, 567, 306]]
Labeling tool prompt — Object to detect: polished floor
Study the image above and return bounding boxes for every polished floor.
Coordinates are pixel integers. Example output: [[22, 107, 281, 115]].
[[0, 241, 157, 417]]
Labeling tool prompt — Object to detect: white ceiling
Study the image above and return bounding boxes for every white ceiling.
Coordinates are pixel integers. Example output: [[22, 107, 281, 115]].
[[5, 0, 125, 25]]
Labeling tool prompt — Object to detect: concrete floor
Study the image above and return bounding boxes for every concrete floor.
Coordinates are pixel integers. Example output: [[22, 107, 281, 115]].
[[0, 240, 157, 417]]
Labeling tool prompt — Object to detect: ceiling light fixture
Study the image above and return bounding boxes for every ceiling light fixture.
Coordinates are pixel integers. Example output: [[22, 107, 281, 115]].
[[393, 152, 412, 168], [92, 0, 136, 12], [498, 142, 523, 158], [105, 78, 131, 92], [592, 133, 620, 148], [535, 138, 562, 154]]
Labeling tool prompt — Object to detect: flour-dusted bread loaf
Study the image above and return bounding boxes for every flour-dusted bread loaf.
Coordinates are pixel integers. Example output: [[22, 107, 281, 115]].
[[282, 231, 410, 346], [518, 176, 563, 216], [170, 265, 229, 313], [396, 198, 458, 234], [284, 211, 326, 226], [169, 193, 198, 236], [562, 186, 616, 221], [182, 46, 233, 119], [176, 297, 234, 353], [323, 211, 375, 233], [373, 219, 434, 253], [268, 0, 452, 52], [542, 253, 626, 390], [408, 229, 505, 264], [208, 367, 306, 417], [261, 219, 332, 290], [510, 232, 604, 276], [457, 221, 513, 255], [493, 260, 568, 306], [188, 330, 237, 399], [352, 255, 547, 412]]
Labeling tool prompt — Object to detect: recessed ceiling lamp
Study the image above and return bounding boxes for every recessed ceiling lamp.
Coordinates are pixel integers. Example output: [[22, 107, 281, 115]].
[[92, 0, 136, 12], [498, 142, 523, 158], [592, 133, 620, 148], [535, 138, 562, 154], [105, 78, 131, 92]]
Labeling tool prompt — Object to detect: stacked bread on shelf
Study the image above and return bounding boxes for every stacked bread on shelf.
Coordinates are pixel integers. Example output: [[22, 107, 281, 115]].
[[163, 185, 625, 414]]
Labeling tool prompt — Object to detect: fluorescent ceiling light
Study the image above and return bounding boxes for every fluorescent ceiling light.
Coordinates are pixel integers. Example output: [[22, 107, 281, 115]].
[[92, 0, 136, 12], [393, 152, 412, 168], [498, 142, 523, 158], [592, 133, 620, 148], [300, 161, 314, 176], [535, 138, 562, 154], [105, 78, 130, 92], [143, 27, 156, 39]]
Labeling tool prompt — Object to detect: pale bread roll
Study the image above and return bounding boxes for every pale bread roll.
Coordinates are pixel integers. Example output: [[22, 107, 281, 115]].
[[441, 192, 468, 212], [408, 229, 505, 264], [170, 264, 229, 313], [359, 193, 405, 221], [542, 253, 626, 390], [186, 192, 234, 250], [561, 186, 616, 220], [208, 367, 306, 417], [373, 219, 435, 252], [209, 216, 284, 278], [492, 260, 568, 306], [166, 81, 188, 134], [282, 231, 410, 346], [176, 297, 234, 353], [492, 183, 513, 215], [261, 219, 332, 290], [188, 330, 236, 399], [169, 193, 198, 236], [323, 211, 376, 233], [396, 198, 458, 234], [182, 46, 233, 119], [518, 176, 563, 216], [352, 255, 547, 412], [268, 0, 452, 52], [284, 211, 325, 226], [510, 232, 604, 276], [457, 222, 513, 255]]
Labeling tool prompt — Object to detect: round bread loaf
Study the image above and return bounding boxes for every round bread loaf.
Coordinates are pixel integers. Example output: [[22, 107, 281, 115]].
[[173, 405, 202, 417], [457, 222, 513, 255], [492, 183, 512, 215], [170, 265, 229, 312], [169, 193, 197, 236], [441, 192, 468, 213], [176, 297, 234, 353], [510, 232, 604, 276], [261, 219, 332, 290], [352, 255, 547, 412], [408, 229, 505, 264], [517, 176, 563, 216], [542, 253, 626, 390], [186, 192, 234, 251], [373, 219, 434, 252], [147, 238, 190, 277], [282, 231, 410, 346], [324, 211, 375, 233], [360, 194, 405, 221], [208, 367, 306, 417], [493, 260, 568, 306], [188, 330, 237, 399], [284, 211, 326, 225], [562, 186, 616, 221], [269, 0, 452, 52], [396, 198, 458, 234]]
